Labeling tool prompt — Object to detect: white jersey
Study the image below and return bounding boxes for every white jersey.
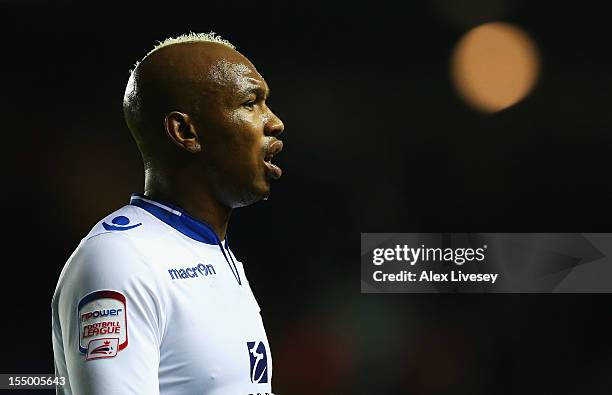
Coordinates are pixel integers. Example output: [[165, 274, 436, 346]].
[[52, 193, 274, 395]]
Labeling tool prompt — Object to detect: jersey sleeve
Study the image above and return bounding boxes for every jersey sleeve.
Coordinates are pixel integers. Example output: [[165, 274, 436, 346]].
[[52, 233, 164, 395]]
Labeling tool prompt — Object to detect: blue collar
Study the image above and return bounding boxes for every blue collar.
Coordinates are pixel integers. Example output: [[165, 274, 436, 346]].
[[129, 193, 226, 247]]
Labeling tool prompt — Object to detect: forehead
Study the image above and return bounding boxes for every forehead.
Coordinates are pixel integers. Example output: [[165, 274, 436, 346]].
[[207, 58, 268, 94]]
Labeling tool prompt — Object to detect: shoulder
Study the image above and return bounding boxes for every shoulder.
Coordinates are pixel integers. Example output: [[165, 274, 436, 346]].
[[76, 204, 168, 266], [84, 205, 152, 242], [54, 206, 163, 302], [55, 232, 151, 298]]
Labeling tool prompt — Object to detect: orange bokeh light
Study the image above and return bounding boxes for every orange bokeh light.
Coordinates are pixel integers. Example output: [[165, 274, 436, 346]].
[[451, 22, 540, 113]]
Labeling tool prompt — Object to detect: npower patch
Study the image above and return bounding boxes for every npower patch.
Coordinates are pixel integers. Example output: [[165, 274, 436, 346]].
[[77, 290, 128, 360]]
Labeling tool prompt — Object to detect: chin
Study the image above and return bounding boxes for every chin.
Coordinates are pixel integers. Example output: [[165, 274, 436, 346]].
[[232, 182, 270, 208]]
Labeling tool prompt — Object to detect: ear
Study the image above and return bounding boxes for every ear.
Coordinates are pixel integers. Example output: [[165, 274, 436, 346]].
[[164, 111, 202, 154]]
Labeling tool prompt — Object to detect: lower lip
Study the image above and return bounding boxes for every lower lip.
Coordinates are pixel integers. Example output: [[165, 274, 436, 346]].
[[264, 161, 282, 179]]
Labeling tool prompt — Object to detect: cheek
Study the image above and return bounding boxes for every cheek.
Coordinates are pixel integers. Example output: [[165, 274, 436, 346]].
[[227, 115, 263, 157], [208, 110, 264, 165]]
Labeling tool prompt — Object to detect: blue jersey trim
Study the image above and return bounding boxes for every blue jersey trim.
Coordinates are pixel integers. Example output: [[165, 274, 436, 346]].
[[129, 193, 219, 245]]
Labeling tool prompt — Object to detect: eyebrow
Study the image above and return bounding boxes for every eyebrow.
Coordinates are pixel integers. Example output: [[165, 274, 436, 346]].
[[244, 85, 270, 99], [242, 77, 270, 99]]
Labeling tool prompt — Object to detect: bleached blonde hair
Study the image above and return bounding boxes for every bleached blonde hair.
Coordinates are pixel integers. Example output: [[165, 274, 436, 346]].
[[132, 32, 235, 71]]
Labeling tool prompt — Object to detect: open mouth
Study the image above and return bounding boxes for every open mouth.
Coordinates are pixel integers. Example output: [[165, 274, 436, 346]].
[[263, 140, 283, 179]]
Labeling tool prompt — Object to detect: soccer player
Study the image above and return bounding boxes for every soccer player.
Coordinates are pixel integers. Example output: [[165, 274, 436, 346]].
[[51, 33, 284, 394]]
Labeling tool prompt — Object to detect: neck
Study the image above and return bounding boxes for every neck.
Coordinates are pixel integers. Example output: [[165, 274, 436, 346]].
[[143, 167, 232, 241]]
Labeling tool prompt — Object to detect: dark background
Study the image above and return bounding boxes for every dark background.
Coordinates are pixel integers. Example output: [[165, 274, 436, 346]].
[[1, 0, 611, 394]]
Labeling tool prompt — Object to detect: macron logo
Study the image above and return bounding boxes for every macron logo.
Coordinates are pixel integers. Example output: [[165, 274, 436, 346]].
[[168, 263, 216, 280]]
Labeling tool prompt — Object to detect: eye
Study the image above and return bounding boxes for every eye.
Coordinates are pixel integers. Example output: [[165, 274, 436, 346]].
[[243, 100, 256, 110]]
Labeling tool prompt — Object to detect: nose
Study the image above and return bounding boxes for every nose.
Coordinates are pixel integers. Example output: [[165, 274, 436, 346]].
[[265, 108, 284, 138]]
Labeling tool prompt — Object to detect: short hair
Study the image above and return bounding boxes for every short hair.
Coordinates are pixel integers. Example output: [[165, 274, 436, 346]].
[[131, 32, 236, 71]]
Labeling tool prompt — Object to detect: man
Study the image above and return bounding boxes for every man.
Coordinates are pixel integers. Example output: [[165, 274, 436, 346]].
[[51, 32, 284, 395]]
